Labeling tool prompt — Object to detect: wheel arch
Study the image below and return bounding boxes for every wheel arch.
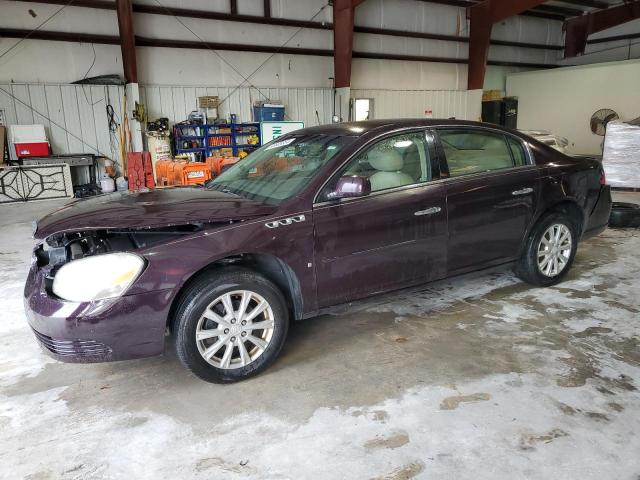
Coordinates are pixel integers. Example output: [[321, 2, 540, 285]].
[[545, 199, 585, 233], [530, 199, 585, 236], [167, 253, 304, 331]]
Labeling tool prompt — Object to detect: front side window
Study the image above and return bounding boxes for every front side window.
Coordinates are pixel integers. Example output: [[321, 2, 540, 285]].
[[323, 131, 430, 197], [439, 129, 517, 177], [207, 134, 355, 203]]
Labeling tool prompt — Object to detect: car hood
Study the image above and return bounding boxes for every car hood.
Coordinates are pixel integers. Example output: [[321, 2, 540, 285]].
[[34, 187, 277, 239]]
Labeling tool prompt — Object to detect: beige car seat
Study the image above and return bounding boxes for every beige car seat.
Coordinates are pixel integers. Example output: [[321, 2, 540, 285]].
[[368, 149, 414, 191]]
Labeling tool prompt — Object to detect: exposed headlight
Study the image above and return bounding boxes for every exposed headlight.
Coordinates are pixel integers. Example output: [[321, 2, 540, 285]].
[[52, 252, 145, 302]]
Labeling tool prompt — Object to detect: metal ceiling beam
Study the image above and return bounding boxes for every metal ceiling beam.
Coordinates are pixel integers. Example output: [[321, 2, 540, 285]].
[[0, 27, 558, 69], [115, 0, 137, 83], [416, 0, 567, 20], [11, 0, 564, 51], [467, 0, 547, 90], [564, 0, 640, 57], [555, 0, 608, 9]]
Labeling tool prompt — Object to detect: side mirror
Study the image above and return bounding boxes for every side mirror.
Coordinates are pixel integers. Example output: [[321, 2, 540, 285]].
[[327, 175, 371, 200]]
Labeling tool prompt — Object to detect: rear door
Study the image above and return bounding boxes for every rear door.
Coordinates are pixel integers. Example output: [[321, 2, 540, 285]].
[[313, 130, 447, 307], [435, 128, 539, 273]]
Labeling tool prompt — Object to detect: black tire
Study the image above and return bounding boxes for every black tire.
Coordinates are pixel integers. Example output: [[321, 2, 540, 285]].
[[172, 267, 289, 383], [515, 212, 579, 287], [609, 202, 640, 228]]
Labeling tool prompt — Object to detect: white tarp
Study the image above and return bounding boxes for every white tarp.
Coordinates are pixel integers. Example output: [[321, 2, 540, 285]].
[[602, 121, 640, 188]]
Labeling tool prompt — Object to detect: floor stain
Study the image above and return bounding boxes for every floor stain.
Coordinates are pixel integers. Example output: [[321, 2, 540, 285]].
[[557, 402, 578, 415], [573, 326, 613, 338], [608, 402, 624, 412], [440, 392, 491, 410], [364, 432, 410, 450], [370, 461, 425, 480], [519, 429, 568, 450], [352, 409, 389, 423], [585, 411, 610, 422], [195, 457, 254, 474]]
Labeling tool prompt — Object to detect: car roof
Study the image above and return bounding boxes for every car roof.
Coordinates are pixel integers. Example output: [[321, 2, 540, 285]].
[[293, 119, 516, 137]]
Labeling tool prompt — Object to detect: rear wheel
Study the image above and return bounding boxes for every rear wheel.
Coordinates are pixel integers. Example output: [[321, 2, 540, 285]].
[[173, 268, 289, 383], [515, 213, 578, 287]]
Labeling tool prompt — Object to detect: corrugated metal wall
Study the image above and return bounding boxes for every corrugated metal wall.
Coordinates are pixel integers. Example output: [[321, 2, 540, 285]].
[[350, 89, 482, 121], [138, 85, 334, 128], [0, 83, 124, 159], [1, 82, 481, 159]]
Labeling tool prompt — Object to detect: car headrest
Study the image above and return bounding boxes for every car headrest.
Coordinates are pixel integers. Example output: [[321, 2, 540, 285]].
[[368, 149, 403, 172]]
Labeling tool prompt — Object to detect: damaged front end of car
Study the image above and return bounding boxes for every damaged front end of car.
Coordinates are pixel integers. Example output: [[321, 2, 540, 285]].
[[34, 225, 203, 302]]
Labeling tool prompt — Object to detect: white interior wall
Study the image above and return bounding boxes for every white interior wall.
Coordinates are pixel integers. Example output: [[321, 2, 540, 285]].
[[351, 88, 482, 121], [506, 59, 640, 155]]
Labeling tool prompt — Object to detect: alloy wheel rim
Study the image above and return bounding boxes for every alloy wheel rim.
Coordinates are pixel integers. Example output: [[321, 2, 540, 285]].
[[195, 290, 275, 370], [537, 223, 572, 277]]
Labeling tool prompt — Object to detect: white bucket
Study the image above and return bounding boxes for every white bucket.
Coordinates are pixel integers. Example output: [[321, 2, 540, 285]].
[[100, 175, 115, 193]]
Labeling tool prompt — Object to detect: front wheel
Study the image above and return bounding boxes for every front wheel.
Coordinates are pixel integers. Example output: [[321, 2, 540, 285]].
[[173, 268, 289, 383], [515, 213, 579, 287]]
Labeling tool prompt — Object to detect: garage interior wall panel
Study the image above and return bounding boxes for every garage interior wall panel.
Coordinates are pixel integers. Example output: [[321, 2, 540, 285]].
[[506, 59, 640, 155], [2, 82, 481, 158], [0, 82, 125, 160], [138, 85, 335, 127], [351, 89, 482, 121]]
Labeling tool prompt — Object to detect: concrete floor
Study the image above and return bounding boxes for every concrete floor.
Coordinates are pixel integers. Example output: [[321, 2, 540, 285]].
[[1, 194, 639, 480]]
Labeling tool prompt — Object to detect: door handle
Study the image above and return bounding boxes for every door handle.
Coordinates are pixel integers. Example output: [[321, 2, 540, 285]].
[[512, 187, 533, 196], [414, 206, 441, 216]]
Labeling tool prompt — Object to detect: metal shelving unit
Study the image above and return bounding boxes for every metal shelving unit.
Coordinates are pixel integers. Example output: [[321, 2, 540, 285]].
[[174, 122, 261, 158]]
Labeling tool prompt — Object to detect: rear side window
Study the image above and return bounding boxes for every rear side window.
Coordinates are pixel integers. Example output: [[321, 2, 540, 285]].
[[507, 137, 527, 166], [438, 129, 515, 177]]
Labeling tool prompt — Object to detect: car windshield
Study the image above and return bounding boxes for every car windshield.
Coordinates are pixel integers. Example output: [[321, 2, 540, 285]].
[[207, 134, 354, 203]]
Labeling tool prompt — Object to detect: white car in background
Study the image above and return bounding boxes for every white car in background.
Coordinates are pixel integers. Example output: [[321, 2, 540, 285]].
[[520, 130, 569, 153]]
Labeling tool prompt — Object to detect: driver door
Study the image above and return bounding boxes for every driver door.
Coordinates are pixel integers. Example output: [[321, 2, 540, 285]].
[[313, 130, 447, 307]]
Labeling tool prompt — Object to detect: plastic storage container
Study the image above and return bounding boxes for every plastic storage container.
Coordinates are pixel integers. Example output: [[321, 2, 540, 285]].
[[127, 152, 156, 191], [100, 175, 115, 193], [14, 142, 50, 157], [253, 104, 285, 121]]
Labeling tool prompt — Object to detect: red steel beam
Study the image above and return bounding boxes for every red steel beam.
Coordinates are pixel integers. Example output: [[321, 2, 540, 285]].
[[467, 0, 546, 90], [115, 0, 138, 83], [564, 0, 640, 58], [333, 0, 366, 88]]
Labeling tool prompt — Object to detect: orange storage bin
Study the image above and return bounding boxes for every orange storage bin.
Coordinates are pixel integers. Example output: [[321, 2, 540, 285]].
[[168, 160, 188, 186], [155, 160, 211, 186], [181, 162, 212, 185], [155, 159, 174, 186], [248, 156, 302, 177], [206, 156, 240, 176]]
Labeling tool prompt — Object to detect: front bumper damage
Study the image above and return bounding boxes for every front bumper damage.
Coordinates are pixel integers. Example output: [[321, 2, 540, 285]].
[[23, 260, 173, 363]]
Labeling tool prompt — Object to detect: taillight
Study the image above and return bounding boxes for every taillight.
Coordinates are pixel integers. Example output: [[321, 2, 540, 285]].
[[599, 169, 606, 186]]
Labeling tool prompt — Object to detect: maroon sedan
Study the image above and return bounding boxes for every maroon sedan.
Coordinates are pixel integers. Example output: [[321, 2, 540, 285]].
[[25, 120, 611, 383]]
